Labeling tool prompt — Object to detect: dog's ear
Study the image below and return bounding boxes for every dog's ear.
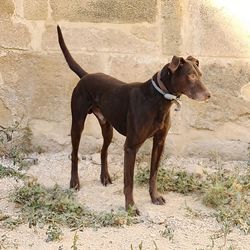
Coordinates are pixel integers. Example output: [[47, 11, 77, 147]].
[[168, 56, 185, 73], [186, 56, 199, 67]]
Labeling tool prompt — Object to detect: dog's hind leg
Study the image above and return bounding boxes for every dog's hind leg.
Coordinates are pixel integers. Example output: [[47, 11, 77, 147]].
[[93, 110, 113, 186], [70, 88, 91, 190], [70, 118, 86, 190]]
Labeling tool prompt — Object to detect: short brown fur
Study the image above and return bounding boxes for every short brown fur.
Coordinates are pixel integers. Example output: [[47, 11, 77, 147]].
[[57, 26, 210, 214]]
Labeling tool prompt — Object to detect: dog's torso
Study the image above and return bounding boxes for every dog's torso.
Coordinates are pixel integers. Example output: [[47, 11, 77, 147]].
[[77, 73, 171, 140]]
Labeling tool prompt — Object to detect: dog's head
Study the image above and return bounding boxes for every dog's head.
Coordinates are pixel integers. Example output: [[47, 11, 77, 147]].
[[160, 56, 210, 101]]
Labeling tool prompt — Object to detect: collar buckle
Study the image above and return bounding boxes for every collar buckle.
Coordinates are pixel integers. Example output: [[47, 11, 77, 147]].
[[151, 74, 181, 111]]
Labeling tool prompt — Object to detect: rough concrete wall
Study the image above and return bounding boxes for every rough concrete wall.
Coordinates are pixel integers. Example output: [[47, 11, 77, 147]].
[[0, 0, 249, 159]]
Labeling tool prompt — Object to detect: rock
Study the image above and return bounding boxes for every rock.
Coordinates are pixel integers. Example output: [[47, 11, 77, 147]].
[[50, 0, 157, 23], [0, 98, 12, 126], [0, 0, 14, 19], [161, 0, 183, 55], [23, 0, 48, 20], [42, 25, 159, 55], [241, 83, 250, 101], [185, 139, 249, 161], [179, 1, 250, 57], [108, 54, 163, 83], [0, 20, 31, 49]]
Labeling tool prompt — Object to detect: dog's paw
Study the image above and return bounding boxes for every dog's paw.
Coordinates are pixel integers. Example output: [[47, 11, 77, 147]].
[[100, 173, 112, 186], [151, 195, 166, 205], [70, 178, 80, 190], [126, 204, 141, 216]]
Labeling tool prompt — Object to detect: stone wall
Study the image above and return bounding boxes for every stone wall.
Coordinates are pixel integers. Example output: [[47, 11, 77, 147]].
[[0, 0, 250, 160]]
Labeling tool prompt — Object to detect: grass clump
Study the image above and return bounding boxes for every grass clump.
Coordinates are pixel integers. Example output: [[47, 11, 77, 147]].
[[10, 183, 92, 229], [0, 122, 40, 168], [0, 122, 32, 157], [0, 164, 25, 179], [136, 168, 202, 194], [136, 167, 250, 233], [4, 181, 137, 240], [94, 209, 136, 228], [203, 170, 250, 234], [46, 223, 63, 242]]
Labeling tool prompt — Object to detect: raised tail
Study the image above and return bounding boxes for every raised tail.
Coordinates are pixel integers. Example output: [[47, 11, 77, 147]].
[[57, 25, 87, 78]]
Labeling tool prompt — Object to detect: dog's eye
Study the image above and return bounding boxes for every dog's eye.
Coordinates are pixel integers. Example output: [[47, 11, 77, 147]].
[[189, 74, 196, 80]]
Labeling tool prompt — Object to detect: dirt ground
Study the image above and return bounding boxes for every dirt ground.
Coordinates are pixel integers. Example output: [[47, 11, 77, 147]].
[[0, 138, 249, 250]]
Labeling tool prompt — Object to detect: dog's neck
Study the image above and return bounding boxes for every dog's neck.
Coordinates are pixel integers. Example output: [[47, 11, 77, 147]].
[[151, 71, 181, 111]]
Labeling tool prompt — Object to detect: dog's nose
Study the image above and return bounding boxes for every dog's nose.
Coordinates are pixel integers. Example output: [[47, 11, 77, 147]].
[[205, 92, 211, 99]]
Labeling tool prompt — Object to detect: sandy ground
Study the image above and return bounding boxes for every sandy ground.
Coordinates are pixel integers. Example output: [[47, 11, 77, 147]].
[[0, 139, 249, 250]]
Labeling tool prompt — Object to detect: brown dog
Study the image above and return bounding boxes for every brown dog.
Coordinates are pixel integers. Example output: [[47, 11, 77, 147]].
[[57, 26, 210, 214]]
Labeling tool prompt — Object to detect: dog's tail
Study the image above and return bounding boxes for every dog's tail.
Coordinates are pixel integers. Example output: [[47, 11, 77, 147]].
[[57, 25, 87, 78]]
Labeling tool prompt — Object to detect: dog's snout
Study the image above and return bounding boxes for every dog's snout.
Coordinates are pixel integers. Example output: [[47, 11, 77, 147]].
[[191, 89, 211, 102]]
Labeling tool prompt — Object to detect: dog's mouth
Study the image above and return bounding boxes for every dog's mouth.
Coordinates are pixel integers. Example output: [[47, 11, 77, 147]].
[[185, 90, 211, 102]]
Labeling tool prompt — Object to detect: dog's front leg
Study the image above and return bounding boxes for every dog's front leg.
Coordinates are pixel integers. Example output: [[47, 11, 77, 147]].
[[149, 126, 168, 205], [123, 140, 140, 215]]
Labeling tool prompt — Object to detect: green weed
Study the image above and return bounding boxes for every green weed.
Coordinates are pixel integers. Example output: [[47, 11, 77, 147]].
[[136, 167, 250, 233], [0, 164, 24, 179], [94, 209, 136, 228], [71, 231, 79, 250], [46, 223, 63, 242], [4, 181, 137, 241], [2, 217, 24, 230], [160, 224, 174, 242], [0, 122, 40, 168], [203, 170, 250, 234], [136, 167, 202, 194]]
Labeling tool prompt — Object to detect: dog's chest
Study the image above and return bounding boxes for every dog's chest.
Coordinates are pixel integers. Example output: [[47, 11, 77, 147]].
[[146, 106, 170, 136], [156, 103, 169, 122]]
